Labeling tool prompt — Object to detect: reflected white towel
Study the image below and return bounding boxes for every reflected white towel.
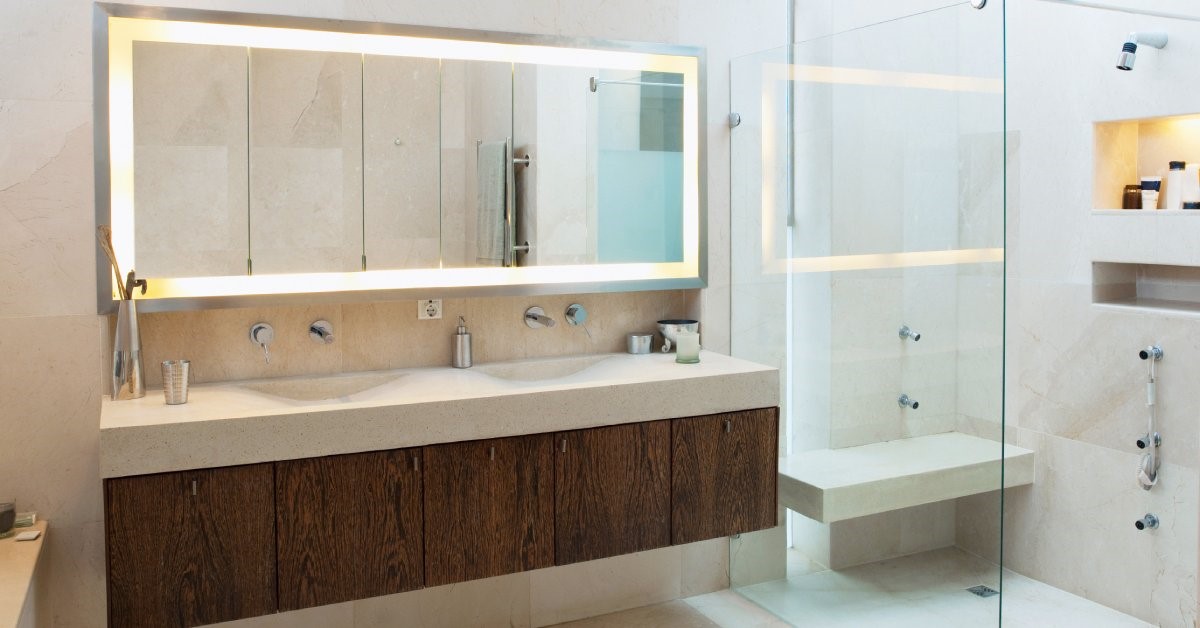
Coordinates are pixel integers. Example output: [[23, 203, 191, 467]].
[[476, 141, 507, 265]]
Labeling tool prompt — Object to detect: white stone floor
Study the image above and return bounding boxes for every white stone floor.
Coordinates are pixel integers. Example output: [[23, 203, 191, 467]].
[[556, 548, 1151, 628]]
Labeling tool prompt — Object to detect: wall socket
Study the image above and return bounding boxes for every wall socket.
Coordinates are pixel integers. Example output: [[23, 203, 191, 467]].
[[418, 299, 443, 320]]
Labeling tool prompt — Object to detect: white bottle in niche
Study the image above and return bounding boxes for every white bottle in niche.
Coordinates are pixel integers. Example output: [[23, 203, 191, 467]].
[[1184, 164, 1200, 205], [1164, 161, 1186, 210]]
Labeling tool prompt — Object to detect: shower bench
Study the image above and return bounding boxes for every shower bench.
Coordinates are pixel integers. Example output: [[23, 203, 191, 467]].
[[777, 432, 1034, 523]]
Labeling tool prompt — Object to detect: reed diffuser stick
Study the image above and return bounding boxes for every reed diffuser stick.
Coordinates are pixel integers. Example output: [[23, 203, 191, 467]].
[[96, 225, 129, 299]]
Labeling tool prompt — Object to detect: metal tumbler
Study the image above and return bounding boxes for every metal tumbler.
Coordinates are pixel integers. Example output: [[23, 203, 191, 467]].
[[161, 360, 191, 405]]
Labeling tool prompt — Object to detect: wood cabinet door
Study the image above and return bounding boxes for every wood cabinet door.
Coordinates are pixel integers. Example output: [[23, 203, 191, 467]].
[[275, 448, 424, 611], [671, 408, 779, 545], [555, 421, 671, 565], [423, 434, 554, 586], [105, 464, 276, 628]]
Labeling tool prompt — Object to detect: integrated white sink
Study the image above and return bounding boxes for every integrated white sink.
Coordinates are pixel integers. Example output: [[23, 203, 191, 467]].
[[237, 371, 406, 402], [100, 351, 779, 478], [477, 354, 616, 382]]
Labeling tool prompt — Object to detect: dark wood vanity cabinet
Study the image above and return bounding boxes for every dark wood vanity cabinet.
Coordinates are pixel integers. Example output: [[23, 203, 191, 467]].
[[275, 449, 424, 611], [554, 421, 672, 564], [104, 464, 277, 628], [423, 434, 555, 585], [103, 409, 778, 625], [671, 408, 779, 544]]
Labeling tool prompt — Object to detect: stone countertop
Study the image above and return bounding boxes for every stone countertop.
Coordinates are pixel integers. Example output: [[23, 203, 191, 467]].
[[101, 351, 779, 478], [0, 521, 47, 628]]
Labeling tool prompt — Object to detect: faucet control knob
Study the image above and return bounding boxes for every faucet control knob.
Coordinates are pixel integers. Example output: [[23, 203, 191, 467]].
[[566, 304, 588, 326], [309, 320, 335, 344]]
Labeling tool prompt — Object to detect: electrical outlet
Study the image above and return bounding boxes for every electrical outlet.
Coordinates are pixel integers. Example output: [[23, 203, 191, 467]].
[[418, 299, 443, 320]]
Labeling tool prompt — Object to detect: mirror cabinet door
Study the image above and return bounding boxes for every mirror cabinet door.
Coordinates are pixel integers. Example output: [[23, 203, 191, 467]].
[[589, 69, 685, 264], [132, 42, 249, 278], [363, 55, 442, 270], [439, 60, 514, 269], [248, 49, 364, 275], [512, 64, 595, 267]]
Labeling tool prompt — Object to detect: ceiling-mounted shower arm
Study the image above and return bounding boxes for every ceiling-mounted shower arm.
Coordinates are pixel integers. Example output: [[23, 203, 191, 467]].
[[1117, 32, 1168, 71]]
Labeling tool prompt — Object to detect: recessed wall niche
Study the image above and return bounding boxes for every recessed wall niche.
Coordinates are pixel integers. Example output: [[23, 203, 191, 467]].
[[1093, 114, 1200, 210], [1093, 262, 1200, 315]]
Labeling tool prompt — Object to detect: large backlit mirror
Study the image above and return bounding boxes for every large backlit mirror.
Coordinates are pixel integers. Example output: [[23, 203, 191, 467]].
[[96, 5, 705, 312]]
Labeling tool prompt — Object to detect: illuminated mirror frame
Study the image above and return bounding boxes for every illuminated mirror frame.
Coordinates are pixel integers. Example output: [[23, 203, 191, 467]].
[[93, 3, 706, 313]]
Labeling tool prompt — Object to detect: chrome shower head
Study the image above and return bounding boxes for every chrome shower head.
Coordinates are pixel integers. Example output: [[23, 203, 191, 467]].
[[1118, 32, 1168, 71], [1117, 43, 1137, 71]]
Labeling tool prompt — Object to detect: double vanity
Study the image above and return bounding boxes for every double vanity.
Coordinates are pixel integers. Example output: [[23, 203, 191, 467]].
[[100, 351, 780, 627]]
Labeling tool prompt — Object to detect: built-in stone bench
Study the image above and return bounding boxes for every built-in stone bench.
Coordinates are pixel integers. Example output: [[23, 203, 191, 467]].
[[779, 432, 1035, 523]]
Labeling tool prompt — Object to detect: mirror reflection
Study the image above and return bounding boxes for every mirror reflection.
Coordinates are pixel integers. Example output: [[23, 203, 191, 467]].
[[130, 43, 688, 277], [132, 41, 247, 278], [249, 49, 363, 274]]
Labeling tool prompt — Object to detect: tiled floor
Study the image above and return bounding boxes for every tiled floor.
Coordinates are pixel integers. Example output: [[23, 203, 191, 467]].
[[555, 548, 1151, 628], [551, 592, 788, 628]]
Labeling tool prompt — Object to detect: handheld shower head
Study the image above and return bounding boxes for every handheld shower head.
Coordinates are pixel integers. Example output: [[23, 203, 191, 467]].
[[1118, 32, 1168, 71]]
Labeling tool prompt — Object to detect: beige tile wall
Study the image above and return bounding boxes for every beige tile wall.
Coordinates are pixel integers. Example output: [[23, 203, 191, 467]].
[[0, 1, 786, 627], [126, 291, 689, 388]]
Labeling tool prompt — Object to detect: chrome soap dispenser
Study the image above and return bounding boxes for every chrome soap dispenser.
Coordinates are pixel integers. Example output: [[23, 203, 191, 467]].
[[453, 316, 473, 369]]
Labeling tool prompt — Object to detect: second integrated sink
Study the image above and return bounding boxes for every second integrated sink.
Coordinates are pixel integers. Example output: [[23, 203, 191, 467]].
[[237, 371, 406, 402], [476, 354, 617, 382]]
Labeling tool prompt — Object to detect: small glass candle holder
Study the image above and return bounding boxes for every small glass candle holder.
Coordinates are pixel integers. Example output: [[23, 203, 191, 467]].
[[675, 331, 701, 364]]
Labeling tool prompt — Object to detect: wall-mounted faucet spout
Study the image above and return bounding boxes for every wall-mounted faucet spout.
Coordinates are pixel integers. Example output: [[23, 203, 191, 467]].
[[1117, 32, 1168, 71], [524, 306, 557, 329], [898, 394, 919, 410]]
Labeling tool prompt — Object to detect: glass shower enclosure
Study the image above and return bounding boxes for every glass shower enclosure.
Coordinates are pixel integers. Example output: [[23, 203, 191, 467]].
[[729, 1, 1008, 624]]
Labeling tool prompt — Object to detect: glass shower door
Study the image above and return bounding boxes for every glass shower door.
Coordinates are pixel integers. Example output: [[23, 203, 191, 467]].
[[730, 1, 1007, 625]]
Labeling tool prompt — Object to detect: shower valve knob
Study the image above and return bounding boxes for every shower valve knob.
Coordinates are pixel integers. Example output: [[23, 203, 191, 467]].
[[1136, 433, 1161, 450]]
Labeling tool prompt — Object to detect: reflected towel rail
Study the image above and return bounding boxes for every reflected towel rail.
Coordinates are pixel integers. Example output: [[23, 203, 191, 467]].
[[588, 76, 684, 92], [504, 137, 532, 267]]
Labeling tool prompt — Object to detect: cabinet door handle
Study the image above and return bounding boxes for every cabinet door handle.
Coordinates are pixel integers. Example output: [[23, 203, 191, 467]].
[[413, 455, 420, 472], [724, 419, 732, 434], [191, 479, 197, 496], [489, 446, 495, 461], [561, 438, 568, 453]]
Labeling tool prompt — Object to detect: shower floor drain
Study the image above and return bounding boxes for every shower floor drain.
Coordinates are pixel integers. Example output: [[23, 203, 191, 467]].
[[966, 585, 1000, 598]]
